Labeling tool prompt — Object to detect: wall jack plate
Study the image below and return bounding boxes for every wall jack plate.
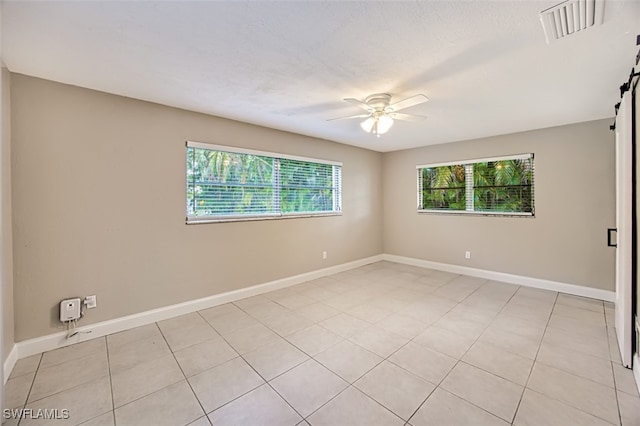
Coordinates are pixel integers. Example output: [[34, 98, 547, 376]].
[[60, 298, 81, 322]]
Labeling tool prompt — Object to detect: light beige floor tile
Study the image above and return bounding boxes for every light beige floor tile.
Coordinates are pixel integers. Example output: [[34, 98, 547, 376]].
[[527, 363, 619, 424], [388, 341, 456, 384], [543, 326, 610, 360], [355, 360, 435, 420], [613, 363, 640, 397], [376, 313, 428, 339], [21, 377, 112, 426], [432, 277, 486, 302], [434, 312, 487, 338], [106, 324, 161, 349], [187, 416, 211, 426], [115, 380, 203, 426], [157, 313, 218, 352], [200, 308, 259, 335], [223, 323, 281, 354], [513, 389, 614, 426], [79, 411, 115, 426], [445, 304, 497, 325], [440, 362, 523, 422], [243, 338, 309, 380], [536, 342, 614, 387], [264, 288, 298, 300], [322, 280, 357, 294], [40, 338, 106, 368], [208, 384, 301, 426], [260, 311, 314, 336], [618, 390, 640, 426], [243, 300, 291, 322], [299, 286, 339, 302], [9, 354, 41, 379], [369, 295, 412, 313], [272, 293, 316, 310], [174, 336, 237, 377], [233, 295, 271, 309], [201, 303, 243, 318], [293, 302, 340, 323], [552, 304, 607, 327], [478, 326, 540, 360], [402, 297, 457, 320], [270, 359, 348, 417], [348, 303, 393, 323], [500, 303, 552, 324], [285, 324, 343, 356], [413, 325, 478, 359], [307, 386, 404, 426], [513, 287, 557, 303], [108, 333, 172, 374], [4, 372, 35, 409], [348, 326, 408, 358], [490, 314, 547, 341], [608, 327, 623, 364], [319, 313, 370, 338], [30, 351, 109, 402], [315, 340, 383, 383], [606, 312, 615, 327], [410, 388, 508, 426], [556, 294, 604, 313], [188, 357, 264, 413], [547, 313, 608, 339], [111, 354, 184, 408], [463, 341, 533, 386]]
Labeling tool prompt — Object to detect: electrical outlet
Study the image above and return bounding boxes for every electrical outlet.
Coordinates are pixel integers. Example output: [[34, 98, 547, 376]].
[[84, 295, 97, 309], [322, 251, 327, 260], [60, 298, 81, 322], [465, 251, 471, 259]]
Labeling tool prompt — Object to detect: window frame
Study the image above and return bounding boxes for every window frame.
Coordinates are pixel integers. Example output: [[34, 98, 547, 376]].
[[416, 153, 535, 217], [186, 141, 343, 224]]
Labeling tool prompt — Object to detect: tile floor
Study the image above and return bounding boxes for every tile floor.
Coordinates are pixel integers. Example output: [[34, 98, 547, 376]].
[[4, 261, 640, 426]]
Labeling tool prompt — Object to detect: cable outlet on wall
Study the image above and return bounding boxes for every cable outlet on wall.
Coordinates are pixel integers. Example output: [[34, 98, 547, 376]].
[[465, 251, 471, 259], [322, 251, 327, 260], [60, 298, 81, 322], [84, 295, 97, 309]]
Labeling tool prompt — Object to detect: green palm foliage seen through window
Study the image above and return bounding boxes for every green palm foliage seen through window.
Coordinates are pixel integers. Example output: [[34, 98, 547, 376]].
[[187, 145, 342, 220], [418, 154, 534, 215]]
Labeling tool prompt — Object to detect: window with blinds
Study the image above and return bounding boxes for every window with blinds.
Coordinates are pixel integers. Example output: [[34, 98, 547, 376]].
[[417, 154, 534, 216], [186, 142, 342, 223]]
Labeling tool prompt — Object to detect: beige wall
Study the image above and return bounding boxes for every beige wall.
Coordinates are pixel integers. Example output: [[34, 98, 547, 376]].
[[10, 74, 383, 341], [383, 119, 616, 291], [2, 66, 13, 361]]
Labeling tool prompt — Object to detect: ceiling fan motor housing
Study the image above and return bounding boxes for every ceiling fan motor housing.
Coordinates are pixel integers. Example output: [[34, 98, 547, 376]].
[[364, 93, 392, 111]]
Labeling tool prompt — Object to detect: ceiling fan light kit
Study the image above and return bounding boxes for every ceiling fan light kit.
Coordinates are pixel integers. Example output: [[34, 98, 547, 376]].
[[329, 93, 428, 137]]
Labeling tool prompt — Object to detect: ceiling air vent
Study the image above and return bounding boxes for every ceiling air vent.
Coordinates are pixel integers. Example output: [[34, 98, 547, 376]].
[[540, 0, 604, 43]]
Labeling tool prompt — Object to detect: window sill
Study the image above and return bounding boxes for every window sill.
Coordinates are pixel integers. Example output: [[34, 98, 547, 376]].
[[417, 209, 534, 218], [186, 212, 343, 224]]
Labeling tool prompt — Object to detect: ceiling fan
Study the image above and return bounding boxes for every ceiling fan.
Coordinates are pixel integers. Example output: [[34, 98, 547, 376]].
[[329, 93, 428, 137]]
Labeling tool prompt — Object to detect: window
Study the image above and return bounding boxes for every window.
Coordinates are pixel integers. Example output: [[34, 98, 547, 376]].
[[417, 154, 534, 216], [186, 141, 342, 223]]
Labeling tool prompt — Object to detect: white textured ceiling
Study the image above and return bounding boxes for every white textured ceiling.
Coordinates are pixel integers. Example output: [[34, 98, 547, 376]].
[[2, 0, 639, 152]]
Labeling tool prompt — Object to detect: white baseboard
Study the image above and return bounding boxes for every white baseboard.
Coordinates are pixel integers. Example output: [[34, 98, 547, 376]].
[[8, 255, 383, 369], [3, 343, 17, 384], [382, 254, 616, 302]]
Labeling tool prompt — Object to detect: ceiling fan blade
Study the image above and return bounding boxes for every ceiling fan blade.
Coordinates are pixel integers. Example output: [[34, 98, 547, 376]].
[[388, 112, 427, 122], [344, 98, 375, 112], [327, 113, 371, 122], [388, 94, 429, 112]]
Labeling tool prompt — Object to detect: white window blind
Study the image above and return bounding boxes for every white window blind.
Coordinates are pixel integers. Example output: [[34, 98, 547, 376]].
[[186, 142, 342, 223], [417, 153, 534, 216]]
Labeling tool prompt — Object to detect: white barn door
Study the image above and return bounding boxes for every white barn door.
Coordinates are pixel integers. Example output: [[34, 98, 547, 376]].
[[615, 89, 633, 368]]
